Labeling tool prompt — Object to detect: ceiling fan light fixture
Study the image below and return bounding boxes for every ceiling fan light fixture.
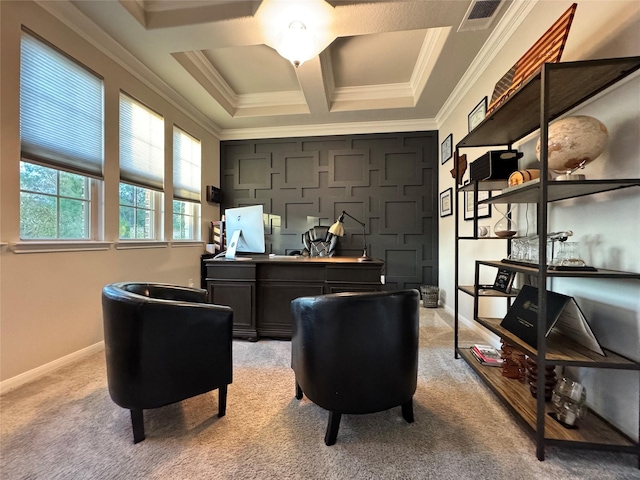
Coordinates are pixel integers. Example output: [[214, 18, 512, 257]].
[[275, 21, 318, 68]]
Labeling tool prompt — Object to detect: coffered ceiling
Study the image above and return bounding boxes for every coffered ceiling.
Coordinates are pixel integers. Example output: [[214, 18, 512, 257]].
[[56, 0, 521, 139]]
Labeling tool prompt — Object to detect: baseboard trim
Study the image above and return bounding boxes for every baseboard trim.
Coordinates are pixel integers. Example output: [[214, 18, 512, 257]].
[[442, 304, 500, 348], [0, 341, 105, 396]]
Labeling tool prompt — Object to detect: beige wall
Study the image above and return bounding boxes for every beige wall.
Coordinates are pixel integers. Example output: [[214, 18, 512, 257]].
[[438, 0, 640, 440], [0, 1, 221, 383]]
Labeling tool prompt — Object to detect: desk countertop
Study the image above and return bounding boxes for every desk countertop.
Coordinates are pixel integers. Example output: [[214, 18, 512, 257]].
[[204, 255, 383, 265]]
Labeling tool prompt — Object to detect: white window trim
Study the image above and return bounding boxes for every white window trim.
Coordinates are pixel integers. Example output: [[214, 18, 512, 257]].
[[115, 241, 169, 250], [10, 241, 112, 254], [170, 241, 204, 248]]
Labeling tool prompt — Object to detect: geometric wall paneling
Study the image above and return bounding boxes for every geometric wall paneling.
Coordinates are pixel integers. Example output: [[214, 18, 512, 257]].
[[301, 138, 350, 158], [220, 131, 438, 288], [279, 199, 321, 234], [277, 151, 320, 189], [232, 153, 272, 191], [379, 197, 423, 235], [328, 149, 371, 189], [255, 140, 300, 154], [384, 247, 421, 282], [351, 135, 403, 153], [380, 149, 423, 186]]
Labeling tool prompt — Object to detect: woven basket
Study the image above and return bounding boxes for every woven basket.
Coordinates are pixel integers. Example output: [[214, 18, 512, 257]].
[[420, 285, 439, 308]]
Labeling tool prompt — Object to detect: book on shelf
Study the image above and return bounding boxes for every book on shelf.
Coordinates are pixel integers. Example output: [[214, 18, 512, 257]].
[[470, 344, 503, 366], [499, 285, 605, 355]]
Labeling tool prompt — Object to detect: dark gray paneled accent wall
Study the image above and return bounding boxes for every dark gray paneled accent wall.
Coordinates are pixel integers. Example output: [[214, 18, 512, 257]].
[[220, 132, 438, 290]]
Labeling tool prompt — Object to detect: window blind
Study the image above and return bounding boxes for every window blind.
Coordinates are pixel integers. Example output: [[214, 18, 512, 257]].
[[119, 93, 164, 191], [173, 127, 201, 202], [20, 32, 104, 178]]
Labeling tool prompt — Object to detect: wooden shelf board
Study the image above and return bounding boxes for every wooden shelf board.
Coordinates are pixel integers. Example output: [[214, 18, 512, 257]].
[[475, 317, 640, 369], [458, 236, 506, 240], [458, 348, 637, 447], [459, 285, 520, 298], [483, 180, 640, 205], [458, 57, 640, 148], [459, 180, 508, 192], [477, 260, 640, 279]]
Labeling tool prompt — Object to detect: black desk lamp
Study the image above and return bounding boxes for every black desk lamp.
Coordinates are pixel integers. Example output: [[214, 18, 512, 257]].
[[329, 211, 372, 262]]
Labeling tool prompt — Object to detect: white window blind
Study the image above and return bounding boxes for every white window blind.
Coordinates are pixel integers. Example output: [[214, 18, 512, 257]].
[[119, 93, 164, 191], [20, 31, 104, 178], [173, 126, 201, 202]]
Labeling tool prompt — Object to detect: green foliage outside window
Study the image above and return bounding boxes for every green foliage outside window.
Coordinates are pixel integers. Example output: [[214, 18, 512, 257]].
[[119, 183, 154, 239], [173, 200, 197, 240], [20, 162, 89, 239]]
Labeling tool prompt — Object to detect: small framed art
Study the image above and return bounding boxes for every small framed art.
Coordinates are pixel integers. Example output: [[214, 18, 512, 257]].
[[463, 181, 491, 220], [440, 188, 453, 217], [492, 268, 516, 293], [468, 96, 487, 132], [440, 133, 452, 165]]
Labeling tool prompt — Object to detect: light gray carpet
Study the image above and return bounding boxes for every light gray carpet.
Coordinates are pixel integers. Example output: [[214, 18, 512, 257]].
[[1, 308, 638, 479]]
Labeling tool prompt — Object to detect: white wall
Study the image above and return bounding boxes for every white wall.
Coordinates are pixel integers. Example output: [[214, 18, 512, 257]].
[[0, 2, 221, 385], [438, 0, 640, 440]]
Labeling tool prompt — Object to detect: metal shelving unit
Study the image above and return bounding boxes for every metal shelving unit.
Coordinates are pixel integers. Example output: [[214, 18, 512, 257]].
[[453, 56, 640, 466]]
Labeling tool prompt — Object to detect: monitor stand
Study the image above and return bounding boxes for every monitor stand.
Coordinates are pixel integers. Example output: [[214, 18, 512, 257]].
[[225, 229, 242, 259]]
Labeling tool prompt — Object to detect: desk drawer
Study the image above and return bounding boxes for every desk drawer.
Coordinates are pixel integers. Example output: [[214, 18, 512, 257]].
[[258, 264, 325, 282], [206, 263, 256, 280], [326, 264, 382, 283]]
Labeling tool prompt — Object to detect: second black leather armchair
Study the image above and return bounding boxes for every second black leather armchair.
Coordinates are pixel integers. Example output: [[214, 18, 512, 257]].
[[102, 282, 233, 443], [291, 289, 419, 445]]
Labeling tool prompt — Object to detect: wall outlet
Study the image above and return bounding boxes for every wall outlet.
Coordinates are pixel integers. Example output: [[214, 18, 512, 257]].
[[188, 278, 194, 287]]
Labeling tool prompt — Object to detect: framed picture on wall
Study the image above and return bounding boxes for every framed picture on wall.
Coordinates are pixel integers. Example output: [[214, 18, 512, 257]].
[[440, 133, 453, 165], [464, 181, 491, 220], [440, 188, 453, 217]]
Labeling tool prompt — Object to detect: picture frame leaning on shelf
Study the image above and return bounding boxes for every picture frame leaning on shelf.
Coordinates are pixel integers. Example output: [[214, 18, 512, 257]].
[[492, 268, 515, 293], [463, 180, 491, 220], [468, 96, 487, 132]]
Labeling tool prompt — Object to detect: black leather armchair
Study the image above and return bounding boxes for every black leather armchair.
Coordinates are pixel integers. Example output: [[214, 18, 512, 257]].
[[291, 289, 419, 445], [101, 282, 233, 443], [301, 226, 338, 257]]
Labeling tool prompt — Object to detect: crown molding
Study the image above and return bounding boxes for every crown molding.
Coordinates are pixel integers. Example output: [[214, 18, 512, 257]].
[[219, 118, 438, 141], [410, 27, 451, 98], [332, 83, 414, 103], [35, 0, 223, 138], [435, 0, 538, 127]]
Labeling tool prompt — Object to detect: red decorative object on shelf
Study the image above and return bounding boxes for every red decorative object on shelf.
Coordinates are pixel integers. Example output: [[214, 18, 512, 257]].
[[500, 339, 526, 382], [526, 356, 557, 401]]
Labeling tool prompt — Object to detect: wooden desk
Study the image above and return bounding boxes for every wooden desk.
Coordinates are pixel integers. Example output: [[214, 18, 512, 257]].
[[203, 256, 384, 340]]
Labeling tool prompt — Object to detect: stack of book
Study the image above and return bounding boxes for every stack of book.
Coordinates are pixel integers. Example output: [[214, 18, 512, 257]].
[[470, 344, 503, 367]]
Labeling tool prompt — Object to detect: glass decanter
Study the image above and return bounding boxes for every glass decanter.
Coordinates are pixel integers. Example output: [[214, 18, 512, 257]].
[[494, 204, 518, 238], [553, 241, 586, 267]]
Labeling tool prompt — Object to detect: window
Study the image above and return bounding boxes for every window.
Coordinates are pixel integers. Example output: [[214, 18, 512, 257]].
[[173, 127, 201, 240], [19, 31, 103, 240], [119, 93, 164, 240], [20, 162, 91, 239], [173, 200, 200, 240]]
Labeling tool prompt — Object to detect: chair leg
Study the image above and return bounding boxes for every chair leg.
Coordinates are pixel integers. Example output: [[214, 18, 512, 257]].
[[324, 411, 342, 446], [218, 385, 228, 418], [295, 381, 303, 400], [130, 409, 145, 444], [401, 399, 414, 423]]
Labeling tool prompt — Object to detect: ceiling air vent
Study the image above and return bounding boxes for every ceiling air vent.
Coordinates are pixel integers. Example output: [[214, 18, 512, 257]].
[[457, 0, 503, 32]]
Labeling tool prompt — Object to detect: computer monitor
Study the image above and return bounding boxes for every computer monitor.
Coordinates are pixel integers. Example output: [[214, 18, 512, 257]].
[[224, 204, 266, 259]]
